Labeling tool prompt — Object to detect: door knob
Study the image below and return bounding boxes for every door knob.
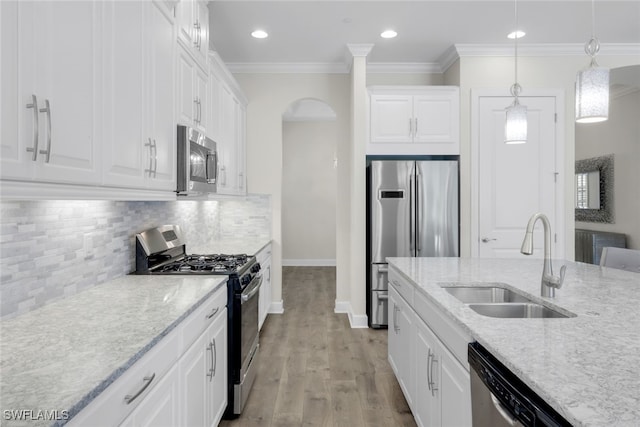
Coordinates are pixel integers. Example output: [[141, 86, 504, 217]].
[[481, 237, 497, 243]]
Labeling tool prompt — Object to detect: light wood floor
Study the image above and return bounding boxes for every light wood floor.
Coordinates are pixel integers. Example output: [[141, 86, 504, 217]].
[[220, 266, 416, 427]]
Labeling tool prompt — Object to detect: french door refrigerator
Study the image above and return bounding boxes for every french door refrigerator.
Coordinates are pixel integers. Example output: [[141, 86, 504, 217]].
[[367, 158, 459, 328]]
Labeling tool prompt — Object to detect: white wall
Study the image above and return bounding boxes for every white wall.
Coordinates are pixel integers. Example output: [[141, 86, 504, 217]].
[[457, 54, 640, 260], [575, 89, 640, 249], [234, 73, 351, 308], [282, 121, 337, 264]]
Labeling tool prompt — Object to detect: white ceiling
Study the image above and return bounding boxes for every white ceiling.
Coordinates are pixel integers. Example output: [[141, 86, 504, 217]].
[[209, 0, 640, 73]]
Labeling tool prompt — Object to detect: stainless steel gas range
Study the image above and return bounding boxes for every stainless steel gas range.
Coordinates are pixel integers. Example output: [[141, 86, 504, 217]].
[[135, 225, 261, 418]]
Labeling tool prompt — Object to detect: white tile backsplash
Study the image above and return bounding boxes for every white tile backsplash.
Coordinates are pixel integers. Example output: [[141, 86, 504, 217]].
[[0, 195, 271, 319]]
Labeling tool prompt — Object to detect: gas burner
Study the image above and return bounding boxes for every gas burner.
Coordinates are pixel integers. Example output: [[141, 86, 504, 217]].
[[156, 253, 250, 274]]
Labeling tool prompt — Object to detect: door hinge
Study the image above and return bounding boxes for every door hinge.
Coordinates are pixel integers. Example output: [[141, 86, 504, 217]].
[[554, 113, 557, 123], [554, 172, 559, 183], [554, 233, 557, 243]]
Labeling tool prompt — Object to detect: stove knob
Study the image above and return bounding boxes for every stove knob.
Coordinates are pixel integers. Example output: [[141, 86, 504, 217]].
[[252, 263, 261, 273], [242, 275, 251, 286]]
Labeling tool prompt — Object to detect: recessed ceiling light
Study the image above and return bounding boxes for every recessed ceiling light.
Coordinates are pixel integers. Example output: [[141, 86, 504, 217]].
[[251, 30, 268, 39], [507, 30, 526, 39], [380, 30, 398, 39]]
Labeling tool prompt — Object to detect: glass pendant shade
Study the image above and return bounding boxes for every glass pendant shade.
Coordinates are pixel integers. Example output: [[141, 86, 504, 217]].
[[575, 63, 609, 123], [505, 99, 528, 144]]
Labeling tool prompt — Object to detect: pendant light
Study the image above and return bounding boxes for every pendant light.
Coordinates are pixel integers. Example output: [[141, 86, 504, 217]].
[[575, 0, 609, 123], [505, 0, 527, 144]]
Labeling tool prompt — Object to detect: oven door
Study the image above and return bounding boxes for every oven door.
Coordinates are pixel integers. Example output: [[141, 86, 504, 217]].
[[239, 274, 262, 369], [234, 273, 262, 414]]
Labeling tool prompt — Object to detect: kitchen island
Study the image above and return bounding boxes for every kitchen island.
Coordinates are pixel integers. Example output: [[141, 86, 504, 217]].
[[387, 257, 640, 426]]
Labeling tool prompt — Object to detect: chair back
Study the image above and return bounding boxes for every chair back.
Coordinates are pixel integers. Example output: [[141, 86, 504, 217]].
[[600, 247, 640, 273]]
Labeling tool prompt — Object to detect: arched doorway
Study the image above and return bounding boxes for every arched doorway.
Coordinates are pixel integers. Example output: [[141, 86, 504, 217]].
[[281, 98, 338, 265]]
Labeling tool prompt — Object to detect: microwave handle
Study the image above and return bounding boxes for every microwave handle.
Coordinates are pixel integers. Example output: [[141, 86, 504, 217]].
[[206, 151, 217, 184]]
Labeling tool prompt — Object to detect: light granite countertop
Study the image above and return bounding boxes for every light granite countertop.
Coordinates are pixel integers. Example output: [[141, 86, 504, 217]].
[[190, 238, 271, 258], [0, 274, 226, 427], [387, 257, 640, 427]]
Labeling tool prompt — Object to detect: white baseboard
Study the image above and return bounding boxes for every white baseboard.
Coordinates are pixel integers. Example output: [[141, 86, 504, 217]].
[[334, 300, 368, 328], [269, 300, 284, 314], [282, 259, 336, 266]]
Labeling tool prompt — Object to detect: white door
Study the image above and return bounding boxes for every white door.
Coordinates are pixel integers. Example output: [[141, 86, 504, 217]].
[[475, 94, 563, 258]]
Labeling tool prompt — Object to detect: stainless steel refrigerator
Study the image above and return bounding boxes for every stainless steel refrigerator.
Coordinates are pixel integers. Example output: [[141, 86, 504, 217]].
[[367, 158, 459, 328]]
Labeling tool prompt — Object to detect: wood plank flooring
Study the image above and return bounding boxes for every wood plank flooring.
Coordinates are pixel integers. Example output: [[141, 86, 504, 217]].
[[219, 266, 416, 427]]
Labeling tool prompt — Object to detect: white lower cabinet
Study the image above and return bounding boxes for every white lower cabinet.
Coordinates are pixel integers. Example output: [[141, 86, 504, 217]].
[[389, 267, 472, 427], [256, 243, 272, 330], [179, 306, 227, 427], [388, 285, 415, 408], [66, 286, 227, 427], [119, 364, 180, 427]]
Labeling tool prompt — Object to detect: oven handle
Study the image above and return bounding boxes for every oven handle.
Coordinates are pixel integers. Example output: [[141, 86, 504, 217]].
[[241, 274, 263, 304]]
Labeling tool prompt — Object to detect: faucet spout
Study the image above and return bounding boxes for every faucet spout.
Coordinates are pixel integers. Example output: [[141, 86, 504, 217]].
[[520, 213, 566, 297]]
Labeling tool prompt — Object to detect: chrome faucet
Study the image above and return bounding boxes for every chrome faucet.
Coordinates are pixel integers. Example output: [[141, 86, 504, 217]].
[[520, 213, 566, 298]]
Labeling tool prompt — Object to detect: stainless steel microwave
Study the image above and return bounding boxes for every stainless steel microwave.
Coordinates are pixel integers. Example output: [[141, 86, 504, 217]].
[[177, 125, 217, 195]]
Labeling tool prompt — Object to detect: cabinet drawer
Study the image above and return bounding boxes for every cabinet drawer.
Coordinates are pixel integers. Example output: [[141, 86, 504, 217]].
[[389, 269, 414, 306], [67, 331, 180, 427], [181, 284, 227, 352]]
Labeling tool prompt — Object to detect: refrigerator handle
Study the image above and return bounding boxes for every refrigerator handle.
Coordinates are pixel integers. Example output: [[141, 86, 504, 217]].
[[409, 173, 415, 252], [416, 177, 421, 253]]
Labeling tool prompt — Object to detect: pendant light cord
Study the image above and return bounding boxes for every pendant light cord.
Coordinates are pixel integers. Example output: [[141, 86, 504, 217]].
[[511, 0, 521, 100]]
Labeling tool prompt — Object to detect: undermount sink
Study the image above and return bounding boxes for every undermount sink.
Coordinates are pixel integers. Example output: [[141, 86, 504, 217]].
[[442, 286, 533, 304], [467, 303, 572, 319], [440, 284, 575, 319]]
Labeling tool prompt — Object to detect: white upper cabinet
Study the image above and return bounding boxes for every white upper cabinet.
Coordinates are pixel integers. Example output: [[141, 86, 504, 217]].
[[177, 44, 208, 135], [1, 0, 101, 185], [209, 52, 247, 196], [176, 0, 209, 70], [368, 86, 460, 155], [102, 1, 176, 192]]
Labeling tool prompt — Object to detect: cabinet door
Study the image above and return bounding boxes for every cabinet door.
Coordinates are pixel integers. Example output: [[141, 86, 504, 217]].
[[207, 309, 228, 427], [414, 320, 440, 427], [32, 0, 101, 184], [180, 331, 209, 427], [217, 84, 238, 194], [176, 0, 195, 48], [236, 102, 247, 194], [370, 95, 413, 143], [194, 65, 208, 135], [193, 1, 209, 67], [147, 1, 176, 190], [102, 0, 146, 188], [207, 70, 222, 142], [439, 343, 471, 427], [177, 46, 196, 127], [388, 286, 414, 408], [413, 92, 459, 145], [120, 365, 180, 427], [258, 256, 272, 330], [0, 1, 33, 180], [3, 1, 100, 183]]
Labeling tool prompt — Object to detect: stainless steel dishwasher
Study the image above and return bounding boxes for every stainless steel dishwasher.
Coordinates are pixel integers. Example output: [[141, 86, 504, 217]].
[[468, 342, 572, 427]]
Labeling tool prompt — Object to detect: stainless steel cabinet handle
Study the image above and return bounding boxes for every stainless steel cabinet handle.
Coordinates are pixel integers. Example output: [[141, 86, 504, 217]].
[[239, 172, 244, 189], [151, 139, 157, 178], [408, 118, 413, 137], [207, 339, 217, 381], [193, 21, 200, 48], [427, 349, 433, 390], [38, 100, 52, 162], [205, 306, 219, 319], [414, 118, 418, 137], [124, 373, 156, 404], [429, 352, 438, 396], [26, 94, 39, 160], [481, 237, 497, 243], [393, 304, 400, 333], [267, 265, 271, 282], [145, 138, 154, 177], [391, 279, 401, 288], [193, 98, 199, 124]]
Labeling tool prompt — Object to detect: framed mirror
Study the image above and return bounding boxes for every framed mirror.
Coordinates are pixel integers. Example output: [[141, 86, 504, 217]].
[[575, 154, 614, 223]]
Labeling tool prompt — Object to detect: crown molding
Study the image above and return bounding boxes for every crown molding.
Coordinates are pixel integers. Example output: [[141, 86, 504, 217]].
[[367, 62, 443, 74], [454, 43, 640, 58], [225, 62, 349, 74], [224, 43, 640, 75]]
